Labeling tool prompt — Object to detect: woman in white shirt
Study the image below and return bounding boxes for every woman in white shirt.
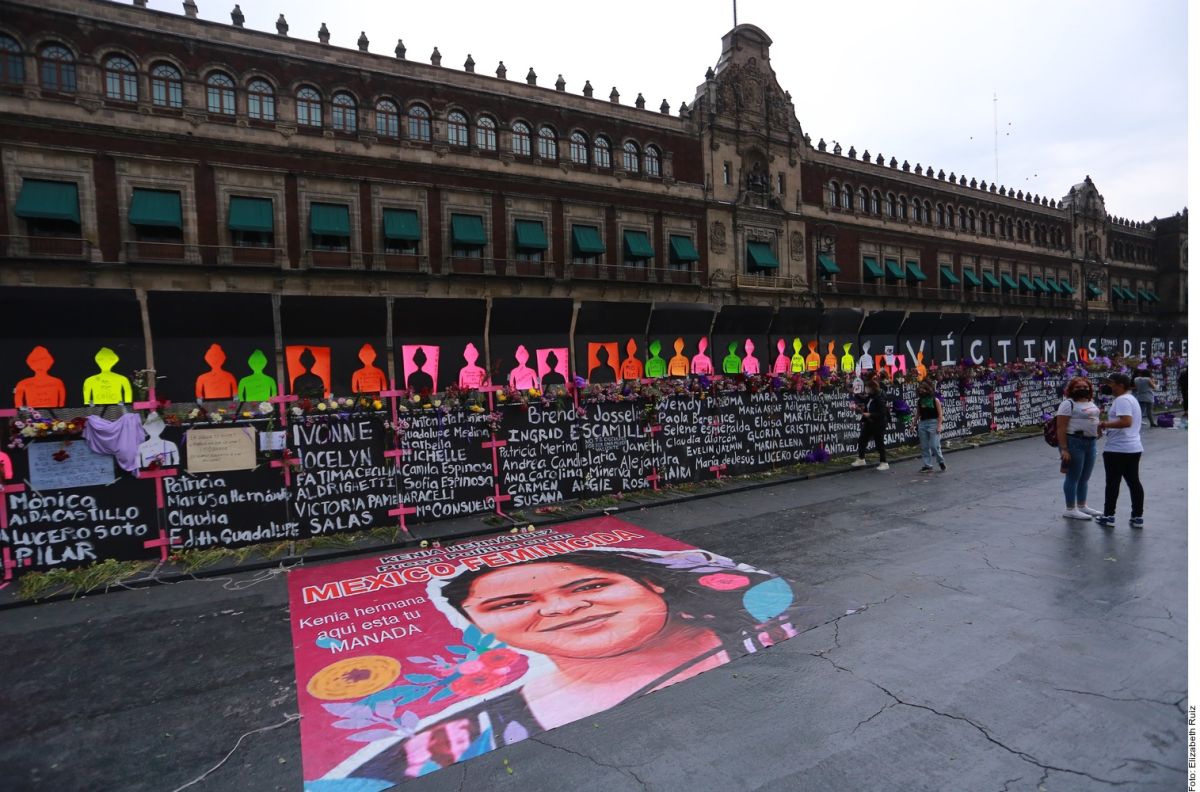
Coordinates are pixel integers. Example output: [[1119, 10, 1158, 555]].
[[1055, 376, 1102, 520], [1096, 373, 1145, 528]]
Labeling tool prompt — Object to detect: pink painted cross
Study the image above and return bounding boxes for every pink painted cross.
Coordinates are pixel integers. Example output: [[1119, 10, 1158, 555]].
[[388, 502, 417, 534], [709, 463, 728, 479], [137, 466, 178, 509], [270, 456, 302, 487], [0, 408, 17, 420], [2, 545, 30, 582], [646, 470, 660, 491], [143, 528, 182, 562], [647, 424, 663, 436], [270, 382, 299, 427], [0, 481, 26, 530], [133, 387, 159, 412], [380, 380, 406, 427]]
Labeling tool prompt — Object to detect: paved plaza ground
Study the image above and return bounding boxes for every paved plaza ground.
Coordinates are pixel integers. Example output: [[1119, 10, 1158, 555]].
[[0, 429, 1188, 792]]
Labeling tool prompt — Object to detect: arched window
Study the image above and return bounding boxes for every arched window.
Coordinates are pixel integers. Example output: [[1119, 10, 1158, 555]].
[[958, 207, 967, 229], [622, 141, 640, 173], [1006, 218, 1014, 238], [899, 196, 909, 221], [843, 185, 854, 210], [537, 125, 558, 159], [331, 91, 357, 132], [150, 62, 182, 108], [827, 180, 839, 208], [296, 86, 321, 127], [511, 121, 531, 156], [860, 188, 870, 213], [644, 145, 661, 177], [247, 79, 275, 121], [206, 72, 236, 115], [988, 214, 996, 236], [0, 35, 23, 86], [936, 204, 946, 227], [447, 111, 469, 147], [912, 200, 922, 223], [593, 135, 612, 168], [375, 99, 399, 138], [569, 132, 588, 164], [870, 190, 881, 215], [103, 55, 137, 102], [924, 201, 932, 224], [475, 116, 497, 151], [885, 193, 897, 218], [968, 210, 976, 233], [407, 104, 431, 142], [39, 43, 75, 93]]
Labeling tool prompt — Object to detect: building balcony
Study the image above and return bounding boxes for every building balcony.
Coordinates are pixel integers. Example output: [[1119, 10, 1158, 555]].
[[731, 272, 797, 291], [305, 249, 354, 269], [124, 240, 201, 264], [569, 262, 703, 286], [367, 253, 430, 274], [0, 235, 92, 260]]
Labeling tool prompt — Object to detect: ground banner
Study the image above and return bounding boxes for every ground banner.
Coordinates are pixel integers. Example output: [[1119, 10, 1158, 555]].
[[288, 516, 798, 789]]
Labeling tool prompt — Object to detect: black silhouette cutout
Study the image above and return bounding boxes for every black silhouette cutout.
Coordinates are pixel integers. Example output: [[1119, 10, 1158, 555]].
[[292, 348, 326, 398]]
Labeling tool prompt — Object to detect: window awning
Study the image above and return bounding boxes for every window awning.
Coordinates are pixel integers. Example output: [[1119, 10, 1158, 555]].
[[1110, 285, 1125, 301], [1018, 275, 1035, 293], [1145, 289, 1161, 302], [669, 235, 700, 263], [817, 253, 840, 275], [939, 266, 960, 286], [310, 203, 350, 236], [383, 208, 421, 241], [905, 261, 927, 282], [572, 225, 605, 255], [1121, 286, 1138, 300], [746, 241, 779, 269], [623, 230, 655, 259], [1136, 288, 1153, 302], [962, 268, 982, 287], [129, 188, 182, 228], [1043, 278, 1062, 294], [451, 213, 487, 247], [1031, 277, 1049, 293], [1000, 274, 1019, 291], [1058, 279, 1076, 294], [884, 258, 904, 280], [228, 196, 273, 232], [514, 219, 548, 251], [1086, 282, 1103, 298], [863, 256, 884, 279], [982, 271, 1001, 289], [14, 179, 80, 223]]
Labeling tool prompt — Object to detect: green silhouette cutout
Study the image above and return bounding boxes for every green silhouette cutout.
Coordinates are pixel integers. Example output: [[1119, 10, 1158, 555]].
[[722, 341, 742, 374], [83, 347, 133, 405], [238, 349, 277, 401], [644, 339, 667, 378]]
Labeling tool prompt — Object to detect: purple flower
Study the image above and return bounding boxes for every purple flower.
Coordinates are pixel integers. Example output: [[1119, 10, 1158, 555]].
[[698, 374, 711, 389], [573, 375, 587, 389]]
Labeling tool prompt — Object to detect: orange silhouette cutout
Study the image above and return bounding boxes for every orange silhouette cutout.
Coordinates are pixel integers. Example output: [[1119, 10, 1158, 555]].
[[587, 342, 620, 383], [666, 338, 690, 377], [806, 340, 821, 370], [619, 338, 644, 380], [352, 343, 388, 395], [286, 346, 331, 399], [915, 351, 928, 380], [823, 341, 838, 371], [15, 346, 66, 408], [195, 343, 238, 400]]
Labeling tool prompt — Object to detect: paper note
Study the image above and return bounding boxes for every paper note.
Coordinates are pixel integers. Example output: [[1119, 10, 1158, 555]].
[[186, 426, 258, 474]]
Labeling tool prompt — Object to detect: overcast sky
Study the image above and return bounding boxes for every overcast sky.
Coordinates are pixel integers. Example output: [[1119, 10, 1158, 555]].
[[179, 0, 1186, 221]]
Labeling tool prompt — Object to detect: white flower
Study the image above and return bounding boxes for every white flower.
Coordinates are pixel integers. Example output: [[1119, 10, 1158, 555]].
[[188, 408, 201, 419], [258, 402, 273, 414], [20, 426, 37, 438], [290, 406, 303, 417]]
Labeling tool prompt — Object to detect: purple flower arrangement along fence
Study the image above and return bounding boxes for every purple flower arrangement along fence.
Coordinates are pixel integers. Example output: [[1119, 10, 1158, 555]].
[[0, 358, 1185, 581]]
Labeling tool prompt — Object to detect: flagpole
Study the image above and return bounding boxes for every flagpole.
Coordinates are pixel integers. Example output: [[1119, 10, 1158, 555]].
[[733, 0, 738, 26]]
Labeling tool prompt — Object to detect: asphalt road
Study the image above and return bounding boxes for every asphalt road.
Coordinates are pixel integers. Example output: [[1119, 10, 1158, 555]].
[[0, 429, 1188, 792]]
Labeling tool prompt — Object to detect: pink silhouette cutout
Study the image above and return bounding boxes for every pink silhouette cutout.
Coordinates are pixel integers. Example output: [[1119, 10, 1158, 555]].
[[690, 337, 714, 375], [536, 347, 569, 387], [742, 339, 761, 374], [402, 344, 440, 393], [772, 338, 790, 375], [457, 342, 488, 389], [0, 449, 11, 480], [508, 345, 539, 390]]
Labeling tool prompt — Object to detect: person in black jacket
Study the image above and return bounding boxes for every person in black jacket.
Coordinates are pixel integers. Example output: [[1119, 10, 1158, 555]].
[[851, 379, 889, 470]]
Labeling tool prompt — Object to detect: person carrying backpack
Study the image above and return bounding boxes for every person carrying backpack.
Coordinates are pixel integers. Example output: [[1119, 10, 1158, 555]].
[[1055, 375, 1101, 520], [851, 379, 890, 471]]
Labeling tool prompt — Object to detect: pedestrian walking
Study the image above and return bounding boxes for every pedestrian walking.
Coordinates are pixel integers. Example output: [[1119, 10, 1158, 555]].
[[850, 380, 889, 471], [915, 380, 945, 472], [1132, 368, 1156, 427], [1095, 373, 1145, 528], [1055, 376, 1101, 520]]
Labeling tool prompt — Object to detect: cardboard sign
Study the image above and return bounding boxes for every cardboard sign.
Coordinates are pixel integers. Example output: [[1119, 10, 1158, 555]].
[[28, 441, 116, 490], [186, 426, 257, 474]]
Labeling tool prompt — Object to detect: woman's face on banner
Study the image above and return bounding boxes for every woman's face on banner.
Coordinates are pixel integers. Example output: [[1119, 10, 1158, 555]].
[[459, 562, 670, 659]]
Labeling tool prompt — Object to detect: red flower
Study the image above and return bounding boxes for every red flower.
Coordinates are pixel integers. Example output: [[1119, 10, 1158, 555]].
[[52, 449, 71, 462], [698, 573, 751, 591], [449, 672, 506, 698], [477, 648, 519, 670]]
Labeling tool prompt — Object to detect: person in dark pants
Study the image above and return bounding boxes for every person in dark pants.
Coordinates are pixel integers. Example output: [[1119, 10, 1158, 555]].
[[850, 380, 889, 471], [1179, 367, 1187, 413], [1095, 373, 1145, 529]]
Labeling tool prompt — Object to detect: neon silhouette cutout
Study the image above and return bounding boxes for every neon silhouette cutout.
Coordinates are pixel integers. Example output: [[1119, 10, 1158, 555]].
[[15, 346, 66, 408], [138, 412, 179, 468], [402, 345, 439, 393], [508, 345, 539, 390], [806, 340, 821, 370], [0, 449, 11, 480], [690, 338, 713, 375], [840, 343, 856, 373], [790, 339, 806, 373], [457, 343, 488, 389], [667, 338, 690, 377], [824, 341, 838, 371], [537, 348, 569, 387], [587, 342, 619, 383], [858, 340, 874, 371], [645, 340, 667, 378], [83, 347, 132, 405], [742, 339, 761, 374], [619, 339, 644, 380], [915, 351, 928, 380], [352, 343, 389, 394], [722, 342, 742, 375], [290, 347, 329, 399], [772, 339, 790, 374], [238, 349, 276, 401], [195, 343, 237, 400]]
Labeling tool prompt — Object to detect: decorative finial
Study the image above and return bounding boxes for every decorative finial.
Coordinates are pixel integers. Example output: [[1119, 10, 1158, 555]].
[[705, 66, 715, 80], [183, 0, 198, 18], [817, 138, 826, 152], [526, 67, 536, 85], [610, 87, 619, 103], [635, 93, 645, 109], [318, 22, 330, 45], [394, 39, 406, 59], [276, 13, 288, 35], [133, 0, 147, 6], [464, 54, 475, 72], [583, 80, 593, 98], [678, 101, 689, 117], [357, 31, 368, 52], [660, 99, 670, 114], [230, 4, 244, 26], [430, 47, 441, 66], [496, 61, 506, 79], [556, 75, 566, 92]]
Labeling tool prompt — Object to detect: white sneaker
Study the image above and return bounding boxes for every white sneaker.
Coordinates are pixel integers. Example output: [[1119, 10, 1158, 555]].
[[850, 458, 867, 468], [1077, 505, 1102, 517], [1063, 509, 1091, 520], [876, 462, 890, 471]]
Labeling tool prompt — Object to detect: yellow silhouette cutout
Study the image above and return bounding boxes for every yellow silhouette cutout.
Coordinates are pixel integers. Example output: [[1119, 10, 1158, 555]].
[[790, 338, 806, 373], [667, 338, 690, 377], [840, 343, 856, 373], [83, 347, 132, 405], [806, 340, 821, 370]]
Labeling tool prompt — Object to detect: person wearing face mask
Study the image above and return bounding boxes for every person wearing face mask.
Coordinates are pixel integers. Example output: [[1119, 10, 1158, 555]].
[[1095, 372, 1145, 528], [1055, 376, 1102, 520]]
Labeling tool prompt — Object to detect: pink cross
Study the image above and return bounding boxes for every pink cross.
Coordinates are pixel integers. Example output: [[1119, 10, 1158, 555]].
[[646, 470, 660, 491], [709, 463, 728, 479], [0, 481, 26, 530], [0, 408, 17, 419], [491, 485, 512, 515], [383, 448, 408, 462], [380, 380, 406, 426], [647, 424, 663, 436], [270, 456, 302, 487], [270, 383, 299, 427], [137, 467, 178, 508], [477, 384, 504, 412], [133, 387, 159, 411], [388, 502, 417, 534], [2, 545, 29, 581], [143, 528, 182, 562]]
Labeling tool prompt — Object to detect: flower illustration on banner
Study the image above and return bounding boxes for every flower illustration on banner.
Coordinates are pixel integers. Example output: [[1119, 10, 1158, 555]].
[[698, 573, 751, 591]]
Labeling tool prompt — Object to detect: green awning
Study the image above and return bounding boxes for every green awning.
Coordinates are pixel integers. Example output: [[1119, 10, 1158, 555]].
[[513, 220, 548, 251], [1145, 290, 1161, 302], [1043, 278, 1062, 294], [817, 253, 840, 275], [1031, 277, 1049, 293], [129, 188, 182, 228], [1121, 286, 1138, 300], [863, 256, 884, 279], [310, 203, 350, 236], [962, 268, 982, 287], [1018, 275, 1035, 293], [623, 230, 655, 259], [1136, 288, 1152, 302], [1000, 274, 1019, 291], [746, 241, 779, 269], [572, 225, 605, 255], [906, 261, 927, 282], [669, 235, 700, 263], [884, 258, 905, 280], [1086, 282, 1103, 298], [228, 196, 273, 232], [14, 180, 80, 223], [981, 271, 1001, 289], [383, 209, 421, 241], [450, 214, 487, 247], [1058, 279, 1076, 294], [1110, 285, 1124, 301], [939, 266, 960, 286]]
